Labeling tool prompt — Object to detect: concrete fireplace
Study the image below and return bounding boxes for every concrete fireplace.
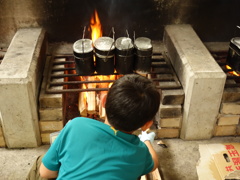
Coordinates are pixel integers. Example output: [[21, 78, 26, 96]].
[[1, 25, 240, 148]]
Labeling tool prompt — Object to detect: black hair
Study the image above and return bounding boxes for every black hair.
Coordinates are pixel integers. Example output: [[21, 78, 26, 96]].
[[105, 74, 160, 132]]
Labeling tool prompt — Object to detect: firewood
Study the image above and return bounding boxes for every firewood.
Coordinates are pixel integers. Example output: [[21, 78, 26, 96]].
[[99, 91, 107, 119], [86, 76, 96, 114], [78, 90, 87, 117]]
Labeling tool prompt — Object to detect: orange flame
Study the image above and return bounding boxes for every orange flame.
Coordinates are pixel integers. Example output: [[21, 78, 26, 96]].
[[226, 65, 240, 76], [90, 10, 102, 42]]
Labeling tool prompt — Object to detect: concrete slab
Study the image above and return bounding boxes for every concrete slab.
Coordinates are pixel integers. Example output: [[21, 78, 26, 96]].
[[164, 24, 226, 140], [1, 137, 240, 180], [0, 28, 47, 148]]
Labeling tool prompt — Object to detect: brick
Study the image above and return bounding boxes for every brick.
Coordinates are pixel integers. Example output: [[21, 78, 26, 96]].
[[214, 125, 237, 136], [159, 104, 182, 118], [39, 108, 62, 121], [222, 87, 240, 103], [41, 133, 50, 144], [237, 124, 240, 136], [158, 81, 179, 89], [0, 126, 3, 136], [39, 57, 63, 108], [217, 114, 239, 125], [161, 89, 184, 105], [0, 136, 6, 147], [157, 128, 180, 138], [39, 121, 63, 132], [220, 103, 240, 114], [160, 117, 182, 128]]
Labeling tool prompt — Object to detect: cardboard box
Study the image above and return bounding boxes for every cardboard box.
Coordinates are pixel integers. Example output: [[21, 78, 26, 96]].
[[197, 143, 240, 180]]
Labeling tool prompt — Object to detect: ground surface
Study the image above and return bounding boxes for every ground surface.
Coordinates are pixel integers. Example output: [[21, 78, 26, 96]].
[[0, 136, 240, 180]]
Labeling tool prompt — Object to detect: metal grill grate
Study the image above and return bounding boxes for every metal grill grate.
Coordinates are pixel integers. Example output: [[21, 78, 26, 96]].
[[212, 51, 240, 88], [45, 53, 182, 94]]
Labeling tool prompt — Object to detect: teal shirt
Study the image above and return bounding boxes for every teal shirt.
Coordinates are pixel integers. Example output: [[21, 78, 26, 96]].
[[42, 117, 154, 180]]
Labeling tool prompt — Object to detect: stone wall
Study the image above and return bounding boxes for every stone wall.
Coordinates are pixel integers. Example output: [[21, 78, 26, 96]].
[[0, 0, 239, 45]]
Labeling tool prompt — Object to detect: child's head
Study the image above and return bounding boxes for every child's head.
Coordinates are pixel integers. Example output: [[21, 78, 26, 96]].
[[105, 74, 160, 132]]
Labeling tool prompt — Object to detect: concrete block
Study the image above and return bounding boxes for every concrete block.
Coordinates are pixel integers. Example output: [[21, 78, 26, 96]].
[[161, 89, 184, 105], [217, 114, 239, 125], [220, 102, 240, 115], [214, 125, 237, 136], [159, 104, 182, 118], [164, 24, 226, 140], [156, 128, 180, 138], [160, 117, 182, 128], [0, 127, 6, 147], [39, 108, 62, 121], [39, 121, 63, 132], [0, 28, 47, 148]]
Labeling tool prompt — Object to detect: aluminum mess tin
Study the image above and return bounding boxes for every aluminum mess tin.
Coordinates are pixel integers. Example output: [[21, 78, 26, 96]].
[[134, 37, 153, 56], [134, 37, 153, 73], [115, 37, 134, 74], [94, 37, 116, 75], [94, 37, 115, 56], [227, 37, 240, 72], [73, 39, 95, 75], [95, 53, 115, 75]]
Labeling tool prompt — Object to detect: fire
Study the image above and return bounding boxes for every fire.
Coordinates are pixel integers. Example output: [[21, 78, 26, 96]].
[[226, 65, 240, 76], [78, 75, 122, 119], [90, 10, 102, 42]]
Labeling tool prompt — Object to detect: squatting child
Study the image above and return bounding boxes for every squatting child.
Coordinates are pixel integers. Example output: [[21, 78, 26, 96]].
[[29, 73, 160, 180]]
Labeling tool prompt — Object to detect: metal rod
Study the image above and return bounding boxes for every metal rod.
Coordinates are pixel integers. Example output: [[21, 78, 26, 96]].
[[112, 27, 115, 40], [50, 79, 115, 86], [126, 29, 129, 38], [82, 26, 86, 39]]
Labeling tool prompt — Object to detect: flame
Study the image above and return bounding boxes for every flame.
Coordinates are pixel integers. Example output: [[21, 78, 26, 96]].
[[90, 10, 102, 42], [226, 65, 240, 76]]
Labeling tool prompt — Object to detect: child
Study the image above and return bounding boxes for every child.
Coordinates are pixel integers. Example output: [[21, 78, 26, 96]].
[[38, 74, 160, 179]]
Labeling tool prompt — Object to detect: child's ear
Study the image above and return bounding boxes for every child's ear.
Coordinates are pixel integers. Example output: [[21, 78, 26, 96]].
[[141, 120, 153, 131], [102, 94, 107, 108]]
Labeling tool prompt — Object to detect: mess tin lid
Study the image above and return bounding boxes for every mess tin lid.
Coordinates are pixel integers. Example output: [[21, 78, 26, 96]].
[[73, 39, 93, 54], [94, 37, 115, 51], [134, 37, 152, 56], [115, 37, 134, 50], [231, 37, 240, 51], [94, 37, 115, 56], [134, 37, 152, 51]]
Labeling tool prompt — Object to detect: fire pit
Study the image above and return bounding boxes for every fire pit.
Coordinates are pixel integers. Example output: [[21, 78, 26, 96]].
[[1, 23, 240, 148]]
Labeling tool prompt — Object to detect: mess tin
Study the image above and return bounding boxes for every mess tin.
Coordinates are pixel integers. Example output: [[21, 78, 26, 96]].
[[94, 37, 115, 75], [134, 37, 153, 73], [226, 37, 240, 72], [73, 39, 95, 75], [115, 37, 134, 74]]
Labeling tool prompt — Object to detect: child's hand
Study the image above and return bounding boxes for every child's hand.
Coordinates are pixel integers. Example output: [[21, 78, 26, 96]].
[[138, 131, 155, 144]]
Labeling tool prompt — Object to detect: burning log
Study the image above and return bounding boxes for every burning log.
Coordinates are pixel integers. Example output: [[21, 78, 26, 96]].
[[78, 84, 87, 117], [78, 76, 97, 116], [78, 75, 119, 119], [99, 91, 107, 119], [86, 76, 97, 114], [97, 75, 112, 119]]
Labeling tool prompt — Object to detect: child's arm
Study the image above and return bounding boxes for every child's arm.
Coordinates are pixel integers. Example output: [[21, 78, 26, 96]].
[[139, 131, 159, 171], [144, 140, 159, 171], [39, 163, 58, 179]]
